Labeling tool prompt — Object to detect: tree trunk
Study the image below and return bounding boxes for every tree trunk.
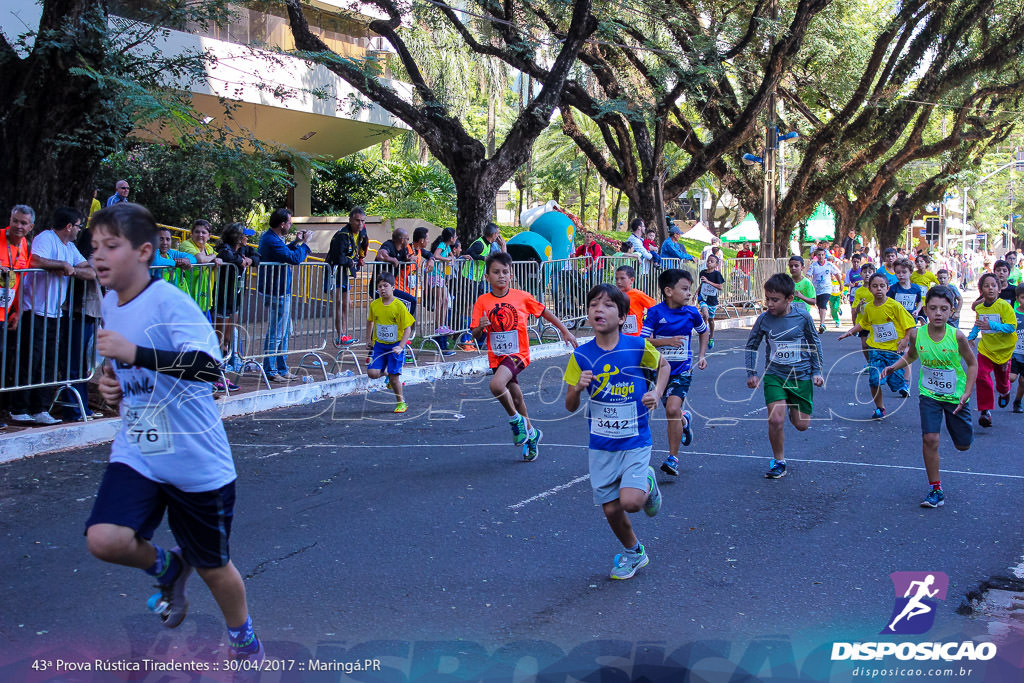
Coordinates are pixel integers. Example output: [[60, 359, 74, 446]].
[[612, 189, 622, 230], [579, 159, 590, 226], [487, 88, 497, 157], [0, 1, 125, 223], [381, 138, 391, 161], [628, 182, 659, 231], [418, 136, 429, 165], [452, 173, 499, 245], [598, 177, 607, 231]]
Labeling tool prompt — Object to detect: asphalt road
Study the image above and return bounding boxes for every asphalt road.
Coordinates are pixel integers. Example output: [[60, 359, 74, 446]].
[[2, 326, 1023, 682]]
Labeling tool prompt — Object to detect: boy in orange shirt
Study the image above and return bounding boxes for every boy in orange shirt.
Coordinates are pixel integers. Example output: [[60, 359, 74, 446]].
[[472, 252, 578, 461], [615, 264, 656, 336]]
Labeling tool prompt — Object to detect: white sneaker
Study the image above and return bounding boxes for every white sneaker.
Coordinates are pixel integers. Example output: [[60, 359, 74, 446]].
[[280, 372, 300, 380], [9, 413, 34, 423], [268, 374, 288, 383], [32, 412, 61, 425]]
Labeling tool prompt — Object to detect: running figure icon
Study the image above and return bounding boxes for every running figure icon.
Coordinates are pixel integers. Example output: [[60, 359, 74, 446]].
[[887, 574, 939, 632]]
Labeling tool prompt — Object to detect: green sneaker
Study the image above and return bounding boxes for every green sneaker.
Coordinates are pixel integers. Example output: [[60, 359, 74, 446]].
[[610, 545, 649, 580], [643, 466, 661, 517], [509, 415, 529, 446], [524, 427, 542, 462]]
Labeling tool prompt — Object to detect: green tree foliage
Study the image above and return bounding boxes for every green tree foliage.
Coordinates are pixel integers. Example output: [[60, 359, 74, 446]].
[[97, 141, 291, 229]]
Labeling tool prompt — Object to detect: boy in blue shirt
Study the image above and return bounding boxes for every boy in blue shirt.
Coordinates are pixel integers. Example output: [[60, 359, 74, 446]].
[[86, 203, 263, 662], [565, 284, 670, 579], [640, 269, 709, 476], [887, 258, 925, 324], [936, 269, 963, 329]]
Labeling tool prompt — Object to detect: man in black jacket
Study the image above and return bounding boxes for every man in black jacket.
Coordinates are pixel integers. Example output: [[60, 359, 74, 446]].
[[326, 207, 369, 346]]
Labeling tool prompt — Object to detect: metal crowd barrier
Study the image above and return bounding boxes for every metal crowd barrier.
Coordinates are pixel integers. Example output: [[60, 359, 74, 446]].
[[1, 270, 101, 420]]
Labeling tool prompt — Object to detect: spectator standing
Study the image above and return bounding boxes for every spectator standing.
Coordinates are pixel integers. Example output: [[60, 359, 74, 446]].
[[841, 229, 859, 260], [373, 228, 418, 315], [256, 208, 310, 382], [214, 222, 259, 379], [626, 218, 656, 272], [151, 226, 196, 292], [89, 189, 102, 217], [426, 228, 457, 352], [105, 180, 130, 207], [63, 220, 103, 421], [177, 219, 222, 319], [736, 241, 755, 275], [9, 207, 96, 424], [660, 226, 695, 263], [462, 222, 506, 297], [325, 207, 369, 346], [1, 205, 35, 429]]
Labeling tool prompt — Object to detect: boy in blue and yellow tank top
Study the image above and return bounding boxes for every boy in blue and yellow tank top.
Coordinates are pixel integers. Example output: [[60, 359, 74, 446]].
[[881, 286, 977, 508]]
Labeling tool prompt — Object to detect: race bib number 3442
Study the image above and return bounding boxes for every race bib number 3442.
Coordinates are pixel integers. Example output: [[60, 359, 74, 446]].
[[589, 400, 639, 439]]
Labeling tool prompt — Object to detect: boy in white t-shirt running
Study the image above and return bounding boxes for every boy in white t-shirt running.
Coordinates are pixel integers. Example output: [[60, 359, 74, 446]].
[[85, 203, 263, 662]]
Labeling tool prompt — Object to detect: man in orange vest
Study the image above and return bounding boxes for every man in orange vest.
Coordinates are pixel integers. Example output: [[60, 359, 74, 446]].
[[1, 205, 34, 429]]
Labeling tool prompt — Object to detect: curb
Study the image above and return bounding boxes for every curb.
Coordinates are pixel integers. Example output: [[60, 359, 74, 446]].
[[0, 315, 760, 465]]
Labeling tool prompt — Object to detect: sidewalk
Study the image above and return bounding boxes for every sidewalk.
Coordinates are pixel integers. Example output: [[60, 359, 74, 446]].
[[0, 314, 760, 464]]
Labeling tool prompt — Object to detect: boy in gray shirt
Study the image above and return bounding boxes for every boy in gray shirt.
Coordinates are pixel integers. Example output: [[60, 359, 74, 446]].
[[745, 273, 825, 479]]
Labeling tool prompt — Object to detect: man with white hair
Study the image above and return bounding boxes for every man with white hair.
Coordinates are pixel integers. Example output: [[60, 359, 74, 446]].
[[106, 180, 130, 207]]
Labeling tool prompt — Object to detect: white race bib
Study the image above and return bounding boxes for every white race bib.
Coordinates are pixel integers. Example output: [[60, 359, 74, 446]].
[[623, 315, 638, 335], [1016, 330, 1024, 354], [769, 340, 802, 365], [490, 330, 520, 355], [589, 400, 639, 439], [700, 282, 719, 299], [895, 293, 917, 312], [377, 324, 398, 343], [872, 322, 898, 343], [0, 287, 13, 310], [124, 406, 174, 457], [830, 283, 841, 295], [979, 313, 1001, 335], [660, 336, 690, 361], [921, 366, 957, 396]]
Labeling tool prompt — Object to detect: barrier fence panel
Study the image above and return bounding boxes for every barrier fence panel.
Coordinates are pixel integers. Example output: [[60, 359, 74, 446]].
[[234, 261, 332, 385], [1, 270, 101, 420]]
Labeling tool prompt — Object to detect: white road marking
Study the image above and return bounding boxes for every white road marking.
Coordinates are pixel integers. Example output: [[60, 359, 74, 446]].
[[232, 442, 1024, 480], [507, 474, 591, 510]]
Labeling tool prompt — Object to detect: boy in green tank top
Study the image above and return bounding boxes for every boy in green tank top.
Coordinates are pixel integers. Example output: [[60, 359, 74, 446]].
[[881, 286, 977, 508]]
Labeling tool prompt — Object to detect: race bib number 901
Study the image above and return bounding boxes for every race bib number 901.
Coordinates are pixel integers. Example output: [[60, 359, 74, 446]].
[[769, 341, 802, 365]]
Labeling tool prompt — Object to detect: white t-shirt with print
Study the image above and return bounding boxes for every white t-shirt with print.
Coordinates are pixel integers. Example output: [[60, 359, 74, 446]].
[[103, 279, 235, 492], [21, 230, 87, 318]]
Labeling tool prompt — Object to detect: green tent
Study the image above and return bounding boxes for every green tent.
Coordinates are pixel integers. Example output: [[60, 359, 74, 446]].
[[804, 202, 836, 241], [720, 213, 760, 242]]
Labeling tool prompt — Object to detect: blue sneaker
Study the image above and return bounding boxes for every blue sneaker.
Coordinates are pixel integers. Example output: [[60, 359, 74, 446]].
[[708, 338, 715, 350], [510, 415, 529, 446], [765, 458, 787, 479], [524, 427, 542, 462], [920, 488, 945, 508], [660, 455, 679, 476], [146, 547, 192, 628], [643, 466, 661, 517], [681, 409, 694, 446], [872, 407, 886, 420], [610, 545, 649, 580]]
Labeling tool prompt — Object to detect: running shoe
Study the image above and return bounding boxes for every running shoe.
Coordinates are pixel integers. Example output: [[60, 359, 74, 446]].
[[440, 350, 456, 357], [660, 454, 679, 476], [434, 325, 453, 335], [231, 637, 265, 663], [610, 545, 649, 580], [872, 407, 886, 420], [818, 324, 826, 334], [979, 410, 992, 428], [212, 381, 226, 392], [708, 338, 715, 350], [765, 458, 787, 479], [898, 389, 910, 398], [524, 427, 542, 462], [340, 336, 356, 346], [9, 413, 34, 423], [681, 410, 694, 446], [225, 380, 240, 391], [642, 466, 661, 517], [31, 412, 60, 425], [998, 393, 1010, 408], [147, 547, 192, 628], [920, 488, 945, 508], [394, 402, 408, 414], [1013, 401, 1023, 414], [510, 415, 529, 446]]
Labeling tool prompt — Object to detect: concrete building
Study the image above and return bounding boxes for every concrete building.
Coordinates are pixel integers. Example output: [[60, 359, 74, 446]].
[[2, 0, 409, 214]]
